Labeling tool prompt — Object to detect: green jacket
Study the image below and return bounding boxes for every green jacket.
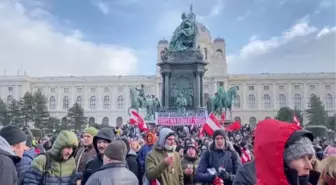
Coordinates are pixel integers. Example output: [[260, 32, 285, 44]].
[[24, 130, 78, 185], [145, 127, 183, 185]]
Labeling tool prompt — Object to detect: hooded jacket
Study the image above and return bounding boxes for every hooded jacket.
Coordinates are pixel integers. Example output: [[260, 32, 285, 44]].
[[24, 130, 78, 185], [81, 128, 115, 185], [254, 119, 314, 185], [145, 128, 183, 185], [0, 136, 20, 185]]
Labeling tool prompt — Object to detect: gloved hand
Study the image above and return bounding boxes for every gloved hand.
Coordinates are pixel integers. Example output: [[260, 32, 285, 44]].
[[219, 170, 234, 181], [213, 176, 224, 185]]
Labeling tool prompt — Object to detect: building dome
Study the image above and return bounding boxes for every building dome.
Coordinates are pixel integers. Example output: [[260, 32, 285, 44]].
[[196, 22, 212, 43], [214, 37, 225, 43], [158, 39, 168, 45]]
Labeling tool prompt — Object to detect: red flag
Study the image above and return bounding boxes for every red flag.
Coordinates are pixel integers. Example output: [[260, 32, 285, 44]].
[[226, 120, 242, 132], [198, 126, 205, 138], [202, 112, 222, 136], [129, 109, 148, 132]]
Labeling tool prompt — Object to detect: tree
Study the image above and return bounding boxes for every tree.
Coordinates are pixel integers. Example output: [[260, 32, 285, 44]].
[[306, 94, 328, 126], [46, 117, 61, 133], [327, 114, 336, 131], [67, 103, 87, 132], [275, 107, 303, 126], [0, 99, 10, 126], [32, 91, 50, 129], [20, 92, 34, 125], [7, 99, 23, 126]]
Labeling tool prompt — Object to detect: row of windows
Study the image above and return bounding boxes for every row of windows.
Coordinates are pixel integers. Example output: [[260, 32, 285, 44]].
[[49, 95, 125, 110], [60, 116, 124, 126], [231, 94, 334, 109], [5, 95, 126, 110], [245, 84, 332, 91]]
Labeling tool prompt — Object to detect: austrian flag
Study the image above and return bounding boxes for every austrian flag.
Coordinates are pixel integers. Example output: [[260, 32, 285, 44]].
[[128, 109, 148, 132], [202, 113, 222, 136]]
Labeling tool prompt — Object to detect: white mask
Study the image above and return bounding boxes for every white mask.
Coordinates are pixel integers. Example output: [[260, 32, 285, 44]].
[[164, 144, 174, 151]]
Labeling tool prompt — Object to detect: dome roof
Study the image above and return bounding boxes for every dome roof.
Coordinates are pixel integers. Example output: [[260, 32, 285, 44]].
[[214, 37, 225, 43], [158, 39, 168, 45], [196, 22, 212, 43]]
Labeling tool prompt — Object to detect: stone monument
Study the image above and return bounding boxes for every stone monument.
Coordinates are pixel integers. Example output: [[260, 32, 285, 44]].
[[158, 5, 208, 112], [207, 83, 239, 124]]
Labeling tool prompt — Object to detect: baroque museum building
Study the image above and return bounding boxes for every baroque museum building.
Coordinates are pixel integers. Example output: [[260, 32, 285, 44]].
[[0, 23, 335, 128]]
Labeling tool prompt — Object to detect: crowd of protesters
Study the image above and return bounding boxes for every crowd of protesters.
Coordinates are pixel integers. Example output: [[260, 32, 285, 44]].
[[0, 119, 335, 185]]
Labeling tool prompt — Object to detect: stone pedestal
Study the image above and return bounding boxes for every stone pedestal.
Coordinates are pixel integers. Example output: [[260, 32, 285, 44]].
[[157, 49, 208, 111]]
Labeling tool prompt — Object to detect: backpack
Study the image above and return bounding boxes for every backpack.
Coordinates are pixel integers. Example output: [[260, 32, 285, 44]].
[[38, 152, 52, 185]]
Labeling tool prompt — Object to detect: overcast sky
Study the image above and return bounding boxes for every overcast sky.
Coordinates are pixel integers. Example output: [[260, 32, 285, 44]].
[[0, 0, 335, 76]]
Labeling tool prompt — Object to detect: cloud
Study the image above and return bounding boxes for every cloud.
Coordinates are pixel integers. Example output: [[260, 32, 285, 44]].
[[236, 11, 251, 22], [209, 0, 224, 18], [230, 21, 317, 60], [0, 1, 139, 76], [227, 21, 335, 73], [316, 26, 336, 38], [156, 11, 182, 39], [95, 1, 109, 14]]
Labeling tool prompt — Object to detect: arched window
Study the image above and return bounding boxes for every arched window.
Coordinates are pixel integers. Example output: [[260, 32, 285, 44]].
[[249, 117, 257, 129], [90, 96, 96, 109], [294, 94, 302, 109], [76, 96, 83, 107], [325, 94, 333, 109], [279, 94, 286, 108], [116, 117, 123, 127], [117, 96, 124, 109], [263, 94, 271, 109], [248, 94, 256, 109], [216, 49, 223, 55], [204, 47, 208, 59], [89, 117, 95, 125], [104, 96, 110, 109], [233, 95, 241, 109], [102, 117, 109, 126], [49, 96, 56, 109], [6, 95, 13, 104], [63, 96, 69, 109]]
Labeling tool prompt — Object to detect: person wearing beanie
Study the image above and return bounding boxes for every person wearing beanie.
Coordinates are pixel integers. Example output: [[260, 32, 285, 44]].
[[137, 132, 156, 185], [176, 145, 185, 158], [85, 141, 139, 185], [145, 127, 183, 185], [253, 119, 320, 185], [182, 143, 201, 185], [119, 137, 140, 181], [75, 127, 98, 173], [81, 127, 115, 185], [196, 129, 241, 185], [0, 125, 27, 185], [16, 135, 38, 184], [24, 130, 79, 185]]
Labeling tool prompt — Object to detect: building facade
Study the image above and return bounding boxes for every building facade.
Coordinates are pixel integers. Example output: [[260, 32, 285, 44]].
[[0, 22, 335, 127]]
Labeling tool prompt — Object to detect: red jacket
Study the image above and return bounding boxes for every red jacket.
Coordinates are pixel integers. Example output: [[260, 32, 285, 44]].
[[254, 119, 302, 185]]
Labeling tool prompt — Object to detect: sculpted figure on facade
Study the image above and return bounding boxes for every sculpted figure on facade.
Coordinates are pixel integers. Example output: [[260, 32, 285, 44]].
[[145, 95, 154, 121], [176, 93, 187, 113], [170, 84, 179, 106], [186, 85, 194, 107], [169, 5, 198, 51], [136, 84, 146, 108]]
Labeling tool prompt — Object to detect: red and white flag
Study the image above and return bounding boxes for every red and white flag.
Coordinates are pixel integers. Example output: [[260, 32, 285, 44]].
[[129, 109, 148, 132], [293, 113, 300, 127], [201, 112, 222, 136]]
